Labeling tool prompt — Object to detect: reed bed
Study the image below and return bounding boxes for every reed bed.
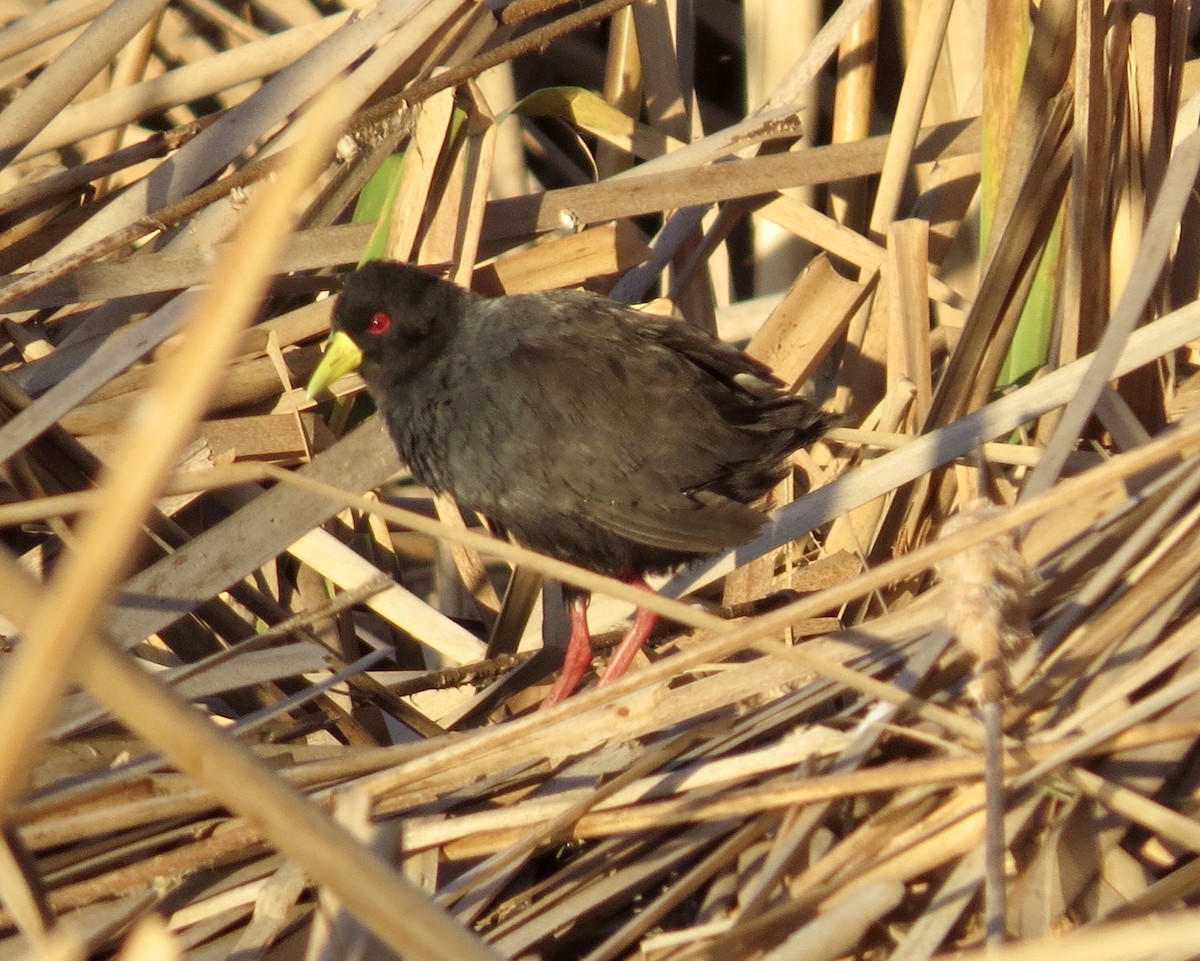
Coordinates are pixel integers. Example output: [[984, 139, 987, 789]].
[[1, 1, 1199, 960]]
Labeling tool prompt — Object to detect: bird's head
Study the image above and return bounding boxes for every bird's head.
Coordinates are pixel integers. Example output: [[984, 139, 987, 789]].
[[306, 261, 465, 399]]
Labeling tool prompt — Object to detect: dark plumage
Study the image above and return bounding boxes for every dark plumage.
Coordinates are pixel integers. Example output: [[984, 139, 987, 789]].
[[307, 260, 832, 704]]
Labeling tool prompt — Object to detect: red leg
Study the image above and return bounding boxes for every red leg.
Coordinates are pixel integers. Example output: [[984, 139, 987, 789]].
[[598, 606, 659, 684], [541, 591, 594, 708], [598, 578, 659, 684]]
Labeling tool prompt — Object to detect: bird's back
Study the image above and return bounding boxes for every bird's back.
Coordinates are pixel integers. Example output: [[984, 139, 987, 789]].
[[386, 289, 830, 575]]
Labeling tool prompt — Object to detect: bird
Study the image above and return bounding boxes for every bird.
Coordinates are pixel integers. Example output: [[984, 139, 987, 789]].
[[306, 260, 832, 706]]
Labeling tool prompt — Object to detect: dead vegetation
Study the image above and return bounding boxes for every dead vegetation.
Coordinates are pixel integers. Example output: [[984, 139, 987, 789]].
[[2, 1, 1200, 959]]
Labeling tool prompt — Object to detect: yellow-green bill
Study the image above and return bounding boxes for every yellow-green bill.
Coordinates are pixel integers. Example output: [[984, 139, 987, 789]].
[[306, 330, 363, 399]]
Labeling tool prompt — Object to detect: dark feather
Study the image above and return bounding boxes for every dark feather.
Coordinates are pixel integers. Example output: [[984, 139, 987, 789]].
[[330, 261, 833, 576]]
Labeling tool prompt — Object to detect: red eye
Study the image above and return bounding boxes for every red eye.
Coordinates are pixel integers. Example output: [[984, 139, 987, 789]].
[[366, 311, 391, 335]]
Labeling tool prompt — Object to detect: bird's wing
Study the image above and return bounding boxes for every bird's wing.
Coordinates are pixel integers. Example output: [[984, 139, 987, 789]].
[[568, 485, 768, 554], [633, 317, 788, 395], [486, 311, 774, 555]]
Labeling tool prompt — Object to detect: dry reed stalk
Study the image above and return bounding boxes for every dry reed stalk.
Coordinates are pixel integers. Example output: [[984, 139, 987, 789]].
[[1, 0, 1200, 958]]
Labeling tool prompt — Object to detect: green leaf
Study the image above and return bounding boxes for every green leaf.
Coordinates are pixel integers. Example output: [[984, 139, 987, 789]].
[[352, 153, 406, 265]]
